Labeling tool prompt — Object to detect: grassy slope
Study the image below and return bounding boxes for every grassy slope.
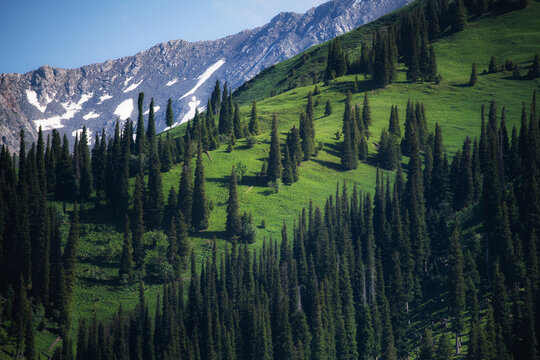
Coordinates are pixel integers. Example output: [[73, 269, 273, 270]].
[[6, 3, 539, 359]]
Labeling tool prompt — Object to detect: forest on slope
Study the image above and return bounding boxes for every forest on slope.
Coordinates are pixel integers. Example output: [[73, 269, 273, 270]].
[[1, 0, 540, 358]]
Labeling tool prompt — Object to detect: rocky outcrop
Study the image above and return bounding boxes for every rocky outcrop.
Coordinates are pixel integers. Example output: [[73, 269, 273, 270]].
[[0, 0, 411, 150]]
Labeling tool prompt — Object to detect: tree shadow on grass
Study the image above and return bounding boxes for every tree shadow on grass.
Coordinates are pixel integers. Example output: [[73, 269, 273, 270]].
[[258, 189, 275, 196], [206, 177, 228, 187], [78, 276, 118, 287], [239, 175, 266, 187], [324, 142, 342, 158], [311, 158, 342, 171], [190, 230, 223, 242]]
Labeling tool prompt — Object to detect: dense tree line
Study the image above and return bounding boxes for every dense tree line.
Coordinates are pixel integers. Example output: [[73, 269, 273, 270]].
[[340, 92, 370, 170], [16, 91, 537, 359], [0, 91, 217, 356], [343, 0, 532, 89]]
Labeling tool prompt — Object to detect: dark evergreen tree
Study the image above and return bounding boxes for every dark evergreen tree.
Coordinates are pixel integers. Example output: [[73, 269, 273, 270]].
[[192, 143, 209, 231], [452, 0, 467, 32], [449, 227, 466, 354], [267, 113, 283, 183], [136, 92, 146, 156], [249, 101, 260, 135], [166, 98, 174, 127], [178, 136, 193, 228], [469, 62, 478, 86], [226, 166, 241, 238]]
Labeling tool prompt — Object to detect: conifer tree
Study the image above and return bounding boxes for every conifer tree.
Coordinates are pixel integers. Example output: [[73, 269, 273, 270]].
[[249, 101, 260, 135], [55, 135, 76, 200], [300, 111, 314, 161], [489, 56, 499, 74], [267, 113, 283, 183], [388, 105, 401, 138], [287, 125, 303, 166], [210, 79, 221, 114], [452, 0, 467, 32], [63, 204, 79, 332], [24, 307, 35, 360], [119, 216, 134, 283], [136, 92, 146, 155], [282, 144, 294, 185], [178, 136, 193, 227], [419, 328, 434, 360], [528, 53, 539, 78], [362, 93, 372, 130], [341, 92, 358, 170], [146, 98, 157, 148], [166, 98, 174, 127], [132, 173, 145, 268], [435, 334, 453, 360], [226, 166, 241, 238], [231, 102, 242, 140], [469, 62, 478, 86], [79, 126, 93, 199], [449, 227, 466, 354], [325, 100, 333, 116], [192, 143, 209, 231]]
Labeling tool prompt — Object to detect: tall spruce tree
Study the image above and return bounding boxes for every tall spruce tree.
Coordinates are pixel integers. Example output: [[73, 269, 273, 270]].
[[166, 98, 174, 127], [249, 101, 260, 135], [449, 227, 466, 354], [267, 113, 283, 183], [226, 166, 241, 237], [136, 92, 146, 155], [178, 136, 194, 227], [192, 143, 209, 230]]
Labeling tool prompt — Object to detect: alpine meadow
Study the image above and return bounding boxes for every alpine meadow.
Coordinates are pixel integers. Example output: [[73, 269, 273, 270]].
[[1, 0, 540, 359]]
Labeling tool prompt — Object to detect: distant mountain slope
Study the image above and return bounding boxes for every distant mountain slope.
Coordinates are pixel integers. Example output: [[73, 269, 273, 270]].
[[0, 0, 412, 150]]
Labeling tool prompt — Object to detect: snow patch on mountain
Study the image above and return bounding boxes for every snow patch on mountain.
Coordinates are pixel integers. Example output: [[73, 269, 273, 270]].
[[98, 94, 113, 104], [33, 92, 93, 131], [83, 111, 100, 120], [179, 59, 225, 100], [143, 106, 160, 115], [114, 99, 133, 120], [61, 93, 94, 120], [181, 96, 201, 123], [166, 78, 178, 87], [124, 76, 133, 87], [123, 79, 143, 93], [26, 90, 50, 113], [34, 117, 64, 131]]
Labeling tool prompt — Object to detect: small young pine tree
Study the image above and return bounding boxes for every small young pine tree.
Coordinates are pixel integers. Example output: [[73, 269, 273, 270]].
[[469, 62, 478, 86], [166, 98, 174, 127], [249, 101, 260, 135], [324, 100, 333, 116], [489, 55, 499, 73], [528, 53, 539, 78]]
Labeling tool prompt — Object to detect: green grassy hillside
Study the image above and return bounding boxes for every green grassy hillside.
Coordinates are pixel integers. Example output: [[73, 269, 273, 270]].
[[4, 2, 539, 358]]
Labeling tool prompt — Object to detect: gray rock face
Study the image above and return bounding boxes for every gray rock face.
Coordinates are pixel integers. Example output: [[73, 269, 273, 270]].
[[0, 0, 411, 149]]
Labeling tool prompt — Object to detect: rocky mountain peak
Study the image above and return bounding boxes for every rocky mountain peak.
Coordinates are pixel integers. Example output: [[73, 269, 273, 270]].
[[0, 0, 412, 150]]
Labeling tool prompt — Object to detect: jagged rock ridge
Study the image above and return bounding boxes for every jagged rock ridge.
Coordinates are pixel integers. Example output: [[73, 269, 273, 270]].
[[0, 0, 411, 149]]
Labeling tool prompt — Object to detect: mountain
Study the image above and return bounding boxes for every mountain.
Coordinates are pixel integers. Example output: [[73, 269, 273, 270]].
[[0, 0, 412, 150]]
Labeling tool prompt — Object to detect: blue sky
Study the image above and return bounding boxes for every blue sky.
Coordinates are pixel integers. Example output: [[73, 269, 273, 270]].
[[0, 0, 327, 74]]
